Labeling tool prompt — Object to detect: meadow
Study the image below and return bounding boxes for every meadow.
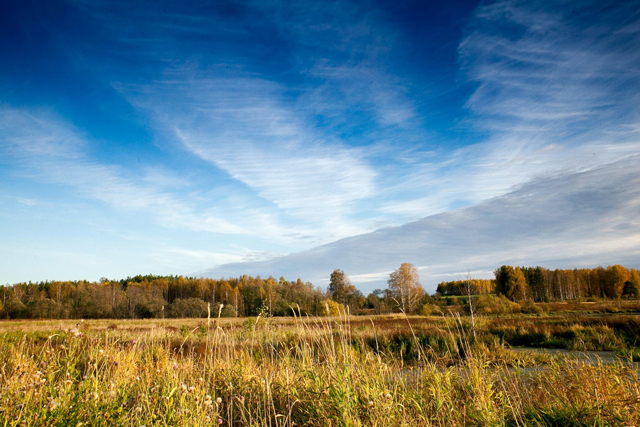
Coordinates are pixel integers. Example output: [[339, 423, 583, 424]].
[[1, 307, 639, 426]]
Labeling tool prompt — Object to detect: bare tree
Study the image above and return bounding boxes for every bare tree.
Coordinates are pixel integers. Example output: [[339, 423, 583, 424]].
[[464, 270, 477, 340]]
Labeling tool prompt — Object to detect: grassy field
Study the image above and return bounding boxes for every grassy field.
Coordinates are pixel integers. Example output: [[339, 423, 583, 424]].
[[1, 310, 639, 426]]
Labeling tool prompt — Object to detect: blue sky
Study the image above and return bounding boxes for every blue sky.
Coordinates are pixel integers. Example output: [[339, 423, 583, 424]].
[[2, 0, 640, 291]]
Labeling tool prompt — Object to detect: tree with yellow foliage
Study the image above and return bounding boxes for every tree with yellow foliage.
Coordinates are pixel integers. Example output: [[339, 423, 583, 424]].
[[388, 263, 424, 313]]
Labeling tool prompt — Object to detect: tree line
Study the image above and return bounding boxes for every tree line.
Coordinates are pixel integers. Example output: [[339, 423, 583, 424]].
[[1, 264, 637, 319], [0, 263, 427, 319], [434, 265, 640, 302], [494, 265, 640, 301], [436, 279, 494, 296], [0, 275, 327, 319]]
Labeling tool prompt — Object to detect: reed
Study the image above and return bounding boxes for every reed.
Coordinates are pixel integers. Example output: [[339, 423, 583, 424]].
[[0, 313, 638, 426]]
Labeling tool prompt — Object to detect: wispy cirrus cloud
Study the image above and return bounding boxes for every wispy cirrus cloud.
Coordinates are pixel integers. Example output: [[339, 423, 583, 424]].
[[118, 71, 379, 241], [111, 0, 640, 243], [459, 0, 640, 155], [0, 106, 291, 239], [302, 63, 417, 129], [159, 245, 289, 277], [374, 0, 640, 219], [200, 0, 640, 289], [5, 0, 640, 286], [92, 0, 424, 241], [204, 155, 640, 292]]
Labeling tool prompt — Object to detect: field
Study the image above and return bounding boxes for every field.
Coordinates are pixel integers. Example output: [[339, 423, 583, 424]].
[[1, 307, 639, 426]]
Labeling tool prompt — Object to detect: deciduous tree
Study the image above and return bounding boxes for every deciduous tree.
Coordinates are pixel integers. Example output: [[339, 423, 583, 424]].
[[328, 269, 359, 310], [605, 264, 630, 299], [387, 263, 424, 313], [494, 265, 528, 301]]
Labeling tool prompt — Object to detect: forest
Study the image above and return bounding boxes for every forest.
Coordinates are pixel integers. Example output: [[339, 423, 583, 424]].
[[0, 264, 638, 319], [436, 265, 640, 301], [493, 264, 640, 301]]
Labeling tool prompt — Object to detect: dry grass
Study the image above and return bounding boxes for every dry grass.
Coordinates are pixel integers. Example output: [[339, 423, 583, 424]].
[[0, 313, 639, 426], [538, 299, 640, 313]]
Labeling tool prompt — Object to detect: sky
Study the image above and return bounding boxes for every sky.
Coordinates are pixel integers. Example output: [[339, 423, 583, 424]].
[[1, 0, 639, 293]]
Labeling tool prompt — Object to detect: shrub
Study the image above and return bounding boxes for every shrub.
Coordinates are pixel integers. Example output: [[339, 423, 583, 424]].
[[520, 300, 544, 314], [420, 303, 440, 316], [475, 295, 520, 315], [220, 305, 236, 317], [320, 299, 344, 316]]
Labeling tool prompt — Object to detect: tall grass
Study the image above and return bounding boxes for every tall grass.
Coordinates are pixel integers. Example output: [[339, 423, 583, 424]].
[[0, 313, 638, 426]]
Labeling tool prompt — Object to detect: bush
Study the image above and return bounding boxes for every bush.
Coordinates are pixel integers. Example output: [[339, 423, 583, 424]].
[[420, 303, 440, 316], [475, 295, 520, 315], [520, 300, 544, 314], [319, 299, 344, 316], [272, 300, 294, 316], [220, 305, 236, 318]]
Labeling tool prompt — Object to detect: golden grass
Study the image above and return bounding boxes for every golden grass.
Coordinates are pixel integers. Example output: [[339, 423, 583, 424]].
[[0, 313, 638, 426]]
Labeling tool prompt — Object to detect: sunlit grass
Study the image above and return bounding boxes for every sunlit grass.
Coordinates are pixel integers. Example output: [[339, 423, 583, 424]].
[[0, 313, 638, 426]]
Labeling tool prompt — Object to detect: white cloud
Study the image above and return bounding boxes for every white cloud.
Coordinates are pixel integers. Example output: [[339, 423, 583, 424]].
[[460, 0, 640, 142], [162, 246, 291, 277], [119, 72, 380, 242], [0, 107, 285, 239], [202, 156, 640, 293], [142, 166, 190, 189], [373, 0, 640, 220], [303, 63, 417, 128], [8, 0, 640, 286], [199, 0, 640, 291], [348, 271, 393, 284]]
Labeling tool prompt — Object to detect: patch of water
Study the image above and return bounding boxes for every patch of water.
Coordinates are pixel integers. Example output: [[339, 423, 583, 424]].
[[511, 347, 640, 377]]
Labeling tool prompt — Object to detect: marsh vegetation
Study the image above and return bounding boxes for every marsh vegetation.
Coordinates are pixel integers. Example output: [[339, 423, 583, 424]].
[[1, 308, 639, 426]]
